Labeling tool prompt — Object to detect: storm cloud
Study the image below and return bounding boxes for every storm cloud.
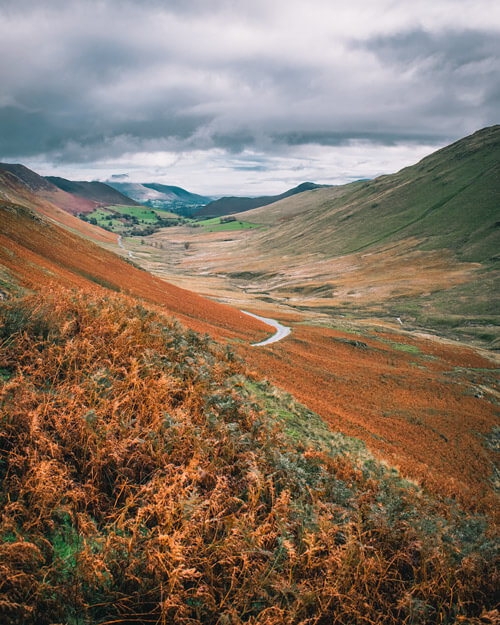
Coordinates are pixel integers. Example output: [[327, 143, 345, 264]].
[[0, 0, 498, 193]]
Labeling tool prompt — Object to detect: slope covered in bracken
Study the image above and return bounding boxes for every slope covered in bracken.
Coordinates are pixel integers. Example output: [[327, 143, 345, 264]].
[[239, 320, 500, 516], [0, 288, 498, 625], [0, 200, 270, 343], [0, 163, 102, 215], [0, 136, 499, 624], [0, 169, 115, 243]]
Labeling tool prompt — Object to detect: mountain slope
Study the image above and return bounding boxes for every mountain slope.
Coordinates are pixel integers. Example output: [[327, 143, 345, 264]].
[[144, 126, 499, 349], [194, 182, 328, 218], [2, 288, 497, 624], [241, 126, 500, 263], [143, 182, 211, 203], [0, 163, 98, 215], [46, 176, 141, 209], [0, 167, 115, 243], [0, 198, 270, 343], [1, 139, 498, 625]]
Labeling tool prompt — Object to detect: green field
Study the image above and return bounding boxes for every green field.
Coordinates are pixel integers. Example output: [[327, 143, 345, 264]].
[[195, 217, 263, 232], [80, 204, 183, 235], [108, 205, 178, 220]]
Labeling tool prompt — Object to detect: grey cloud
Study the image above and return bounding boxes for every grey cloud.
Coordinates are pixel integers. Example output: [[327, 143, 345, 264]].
[[271, 129, 446, 147], [0, 2, 499, 167], [359, 29, 500, 117], [361, 28, 500, 71]]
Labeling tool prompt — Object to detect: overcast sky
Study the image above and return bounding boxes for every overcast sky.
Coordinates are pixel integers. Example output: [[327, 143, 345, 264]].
[[0, 0, 498, 195]]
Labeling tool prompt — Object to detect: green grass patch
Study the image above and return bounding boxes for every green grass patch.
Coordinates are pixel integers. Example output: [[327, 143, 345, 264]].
[[240, 378, 368, 458], [386, 341, 421, 354], [196, 217, 263, 231], [80, 205, 186, 236], [106, 205, 159, 222]]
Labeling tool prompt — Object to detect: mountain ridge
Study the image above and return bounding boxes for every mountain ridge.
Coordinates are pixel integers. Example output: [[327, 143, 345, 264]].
[[237, 125, 500, 263], [194, 181, 328, 218], [46, 175, 141, 209], [0, 162, 99, 216]]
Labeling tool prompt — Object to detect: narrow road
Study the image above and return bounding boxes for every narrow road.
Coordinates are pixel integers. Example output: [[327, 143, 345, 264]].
[[240, 310, 291, 346], [117, 235, 136, 259], [116, 235, 289, 346]]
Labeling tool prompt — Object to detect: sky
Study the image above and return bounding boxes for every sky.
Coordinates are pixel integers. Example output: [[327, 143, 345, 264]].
[[0, 0, 499, 195]]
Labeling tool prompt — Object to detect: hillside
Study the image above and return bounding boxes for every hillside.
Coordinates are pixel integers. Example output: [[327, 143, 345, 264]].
[[143, 182, 211, 204], [0, 167, 115, 243], [194, 182, 327, 218], [0, 163, 98, 215], [167, 126, 499, 347], [0, 199, 270, 344], [46, 176, 141, 209], [240, 126, 500, 263], [1, 132, 499, 624], [1, 287, 498, 625]]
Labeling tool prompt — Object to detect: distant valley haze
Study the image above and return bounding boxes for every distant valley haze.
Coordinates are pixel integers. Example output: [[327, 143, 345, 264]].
[[0, 0, 498, 195]]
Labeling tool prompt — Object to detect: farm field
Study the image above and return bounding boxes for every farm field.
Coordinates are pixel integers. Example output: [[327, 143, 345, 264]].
[[81, 204, 183, 235]]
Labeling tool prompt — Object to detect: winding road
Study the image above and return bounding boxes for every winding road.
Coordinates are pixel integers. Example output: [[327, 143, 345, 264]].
[[117, 235, 136, 259], [240, 310, 291, 346], [117, 234, 290, 346]]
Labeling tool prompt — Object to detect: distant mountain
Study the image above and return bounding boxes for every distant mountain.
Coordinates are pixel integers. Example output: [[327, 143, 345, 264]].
[[107, 181, 211, 216], [193, 182, 328, 218], [46, 176, 140, 208]]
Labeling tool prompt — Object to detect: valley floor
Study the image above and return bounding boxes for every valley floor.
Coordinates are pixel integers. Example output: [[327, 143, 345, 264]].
[[114, 230, 500, 515]]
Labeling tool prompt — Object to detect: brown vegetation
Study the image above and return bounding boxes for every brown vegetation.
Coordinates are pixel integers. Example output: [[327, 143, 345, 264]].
[[0, 201, 271, 343], [0, 289, 498, 624], [239, 323, 499, 516], [0, 170, 114, 243]]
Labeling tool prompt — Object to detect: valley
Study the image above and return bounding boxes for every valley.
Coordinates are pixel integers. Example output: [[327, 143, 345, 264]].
[[106, 127, 500, 512], [116, 226, 500, 515], [0, 126, 499, 624]]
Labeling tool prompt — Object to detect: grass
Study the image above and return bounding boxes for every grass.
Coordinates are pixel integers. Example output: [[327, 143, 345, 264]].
[[257, 127, 500, 263], [195, 216, 263, 231], [107, 204, 159, 221], [0, 287, 498, 624]]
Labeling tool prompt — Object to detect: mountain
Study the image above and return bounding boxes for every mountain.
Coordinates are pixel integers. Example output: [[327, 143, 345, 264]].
[[0, 163, 98, 215], [193, 182, 328, 218], [239, 127, 500, 263], [162, 126, 500, 348], [0, 165, 115, 242], [46, 176, 141, 209], [107, 181, 211, 216], [1, 154, 498, 625]]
